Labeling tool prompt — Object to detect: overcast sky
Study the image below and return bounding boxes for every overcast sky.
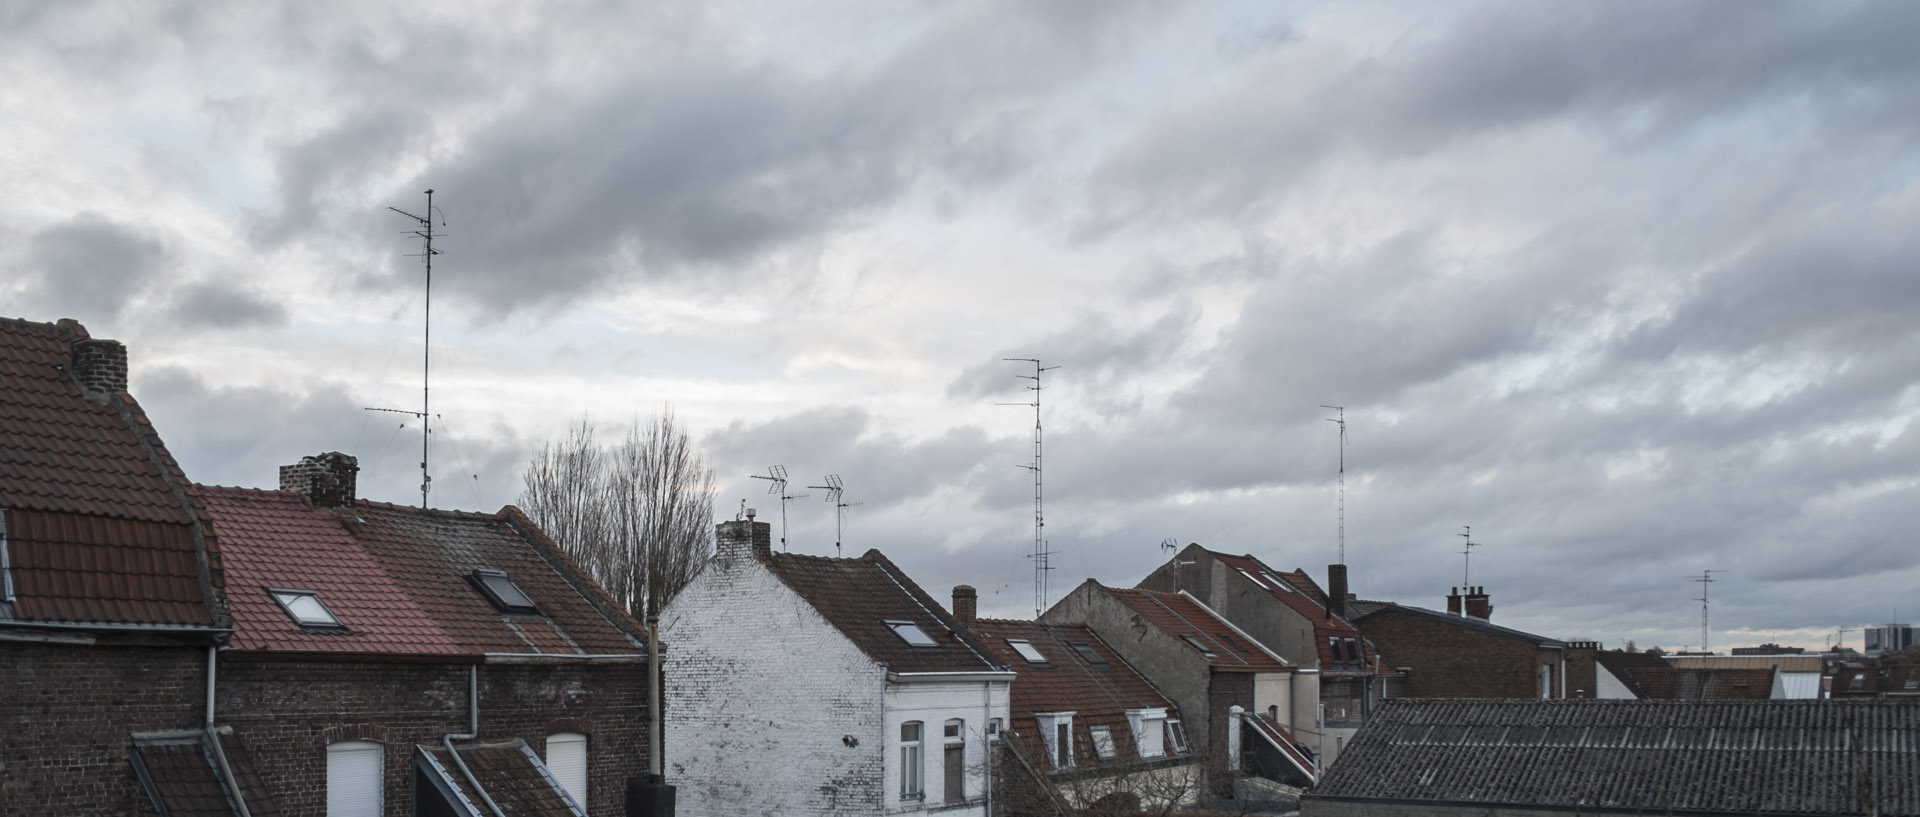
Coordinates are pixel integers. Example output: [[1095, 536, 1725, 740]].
[[5, 0, 1916, 652]]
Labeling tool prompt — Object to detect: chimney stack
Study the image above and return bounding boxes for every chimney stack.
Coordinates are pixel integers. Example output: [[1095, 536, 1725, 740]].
[[69, 337, 128, 404], [279, 452, 359, 509], [1464, 586, 1492, 620], [716, 512, 772, 561], [952, 585, 977, 623], [1446, 586, 1463, 616], [1327, 564, 1349, 620]]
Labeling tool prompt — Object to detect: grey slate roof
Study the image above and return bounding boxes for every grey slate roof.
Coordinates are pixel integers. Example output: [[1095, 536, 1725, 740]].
[[1352, 602, 1564, 647], [1310, 698, 1920, 816]]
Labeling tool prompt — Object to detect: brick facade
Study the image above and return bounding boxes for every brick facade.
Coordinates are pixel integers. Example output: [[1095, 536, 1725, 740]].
[[1351, 608, 1562, 698], [2, 643, 207, 815], [217, 657, 647, 816]]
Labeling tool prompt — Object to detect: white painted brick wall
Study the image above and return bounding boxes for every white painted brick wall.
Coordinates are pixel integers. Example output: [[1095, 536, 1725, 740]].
[[664, 552, 887, 817], [882, 680, 1010, 816]]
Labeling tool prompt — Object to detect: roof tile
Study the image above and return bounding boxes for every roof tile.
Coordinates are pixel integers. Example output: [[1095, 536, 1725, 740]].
[[764, 549, 1004, 674]]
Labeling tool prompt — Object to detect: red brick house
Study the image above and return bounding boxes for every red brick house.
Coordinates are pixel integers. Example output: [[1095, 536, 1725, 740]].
[[0, 317, 276, 813], [201, 451, 653, 816], [1349, 587, 1569, 700], [956, 591, 1202, 814]]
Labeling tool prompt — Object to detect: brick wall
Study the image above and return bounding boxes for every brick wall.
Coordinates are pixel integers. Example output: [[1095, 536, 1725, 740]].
[[1205, 671, 1253, 792], [1355, 610, 1558, 698], [218, 657, 647, 816], [661, 544, 888, 817], [1, 643, 206, 815]]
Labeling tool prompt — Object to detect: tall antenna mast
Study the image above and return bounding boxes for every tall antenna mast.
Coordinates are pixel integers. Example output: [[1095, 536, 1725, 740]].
[[1457, 526, 1481, 587], [751, 466, 808, 551], [1322, 405, 1346, 563], [807, 475, 859, 556], [1000, 358, 1060, 618], [1689, 569, 1724, 652], [368, 189, 445, 508]]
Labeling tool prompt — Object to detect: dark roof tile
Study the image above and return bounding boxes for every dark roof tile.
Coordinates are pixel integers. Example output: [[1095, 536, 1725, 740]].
[[1102, 587, 1289, 672], [972, 619, 1177, 766], [764, 549, 1005, 674]]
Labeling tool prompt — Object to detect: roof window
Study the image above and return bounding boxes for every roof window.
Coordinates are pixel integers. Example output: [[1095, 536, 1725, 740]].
[[471, 569, 538, 614], [268, 587, 346, 631], [1067, 640, 1107, 665], [887, 620, 940, 648], [1006, 638, 1050, 665], [1179, 634, 1216, 657]]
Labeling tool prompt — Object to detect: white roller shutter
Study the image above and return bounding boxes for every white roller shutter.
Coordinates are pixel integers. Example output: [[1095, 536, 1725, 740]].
[[546, 732, 588, 806], [326, 740, 383, 817]]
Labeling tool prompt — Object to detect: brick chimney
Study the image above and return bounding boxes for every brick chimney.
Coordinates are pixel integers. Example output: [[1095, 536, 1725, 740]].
[[1327, 564, 1349, 620], [1446, 586, 1463, 616], [716, 512, 772, 561], [952, 585, 977, 623], [69, 337, 128, 404], [279, 452, 358, 509], [1464, 586, 1492, 620]]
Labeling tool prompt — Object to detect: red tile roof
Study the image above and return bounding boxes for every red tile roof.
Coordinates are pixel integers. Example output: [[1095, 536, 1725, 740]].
[[1211, 552, 1378, 671], [200, 486, 460, 656], [764, 549, 1006, 675], [419, 740, 583, 817], [130, 731, 282, 817], [971, 619, 1178, 768], [1102, 588, 1289, 672], [0, 317, 220, 627]]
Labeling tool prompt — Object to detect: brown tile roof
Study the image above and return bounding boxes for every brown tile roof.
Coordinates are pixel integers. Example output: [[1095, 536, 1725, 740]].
[[200, 486, 461, 656], [0, 317, 220, 627], [1211, 552, 1379, 671], [1313, 699, 1920, 815], [1102, 588, 1289, 672], [1621, 667, 1776, 700], [764, 549, 1006, 674], [344, 500, 646, 656], [971, 619, 1177, 767], [130, 730, 282, 817], [1353, 602, 1564, 647], [418, 740, 584, 817]]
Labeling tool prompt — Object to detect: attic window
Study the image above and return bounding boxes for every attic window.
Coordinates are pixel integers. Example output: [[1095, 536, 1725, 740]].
[[1067, 641, 1106, 665], [1180, 634, 1216, 656], [887, 620, 940, 648], [471, 569, 538, 614], [1006, 638, 1050, 665], [1215, 633, 1243, 652], [268, 588, 345, 631]]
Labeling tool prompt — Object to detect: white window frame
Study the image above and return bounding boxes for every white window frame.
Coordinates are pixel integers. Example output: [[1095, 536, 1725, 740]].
[[900, 721, 925, 799], [1166, 718, 1190, 755], [1005, 638, 1049, 665], [545, 732, 588, 807], [327, 740, 383, 817], [1, 510, 13, 603], [943, 719, 966, 804], [1540, 664, 1553, 699], [888, 620, 940, 648], [1125, 707, 1168, 759], [1088, 725, 1116, 760], [1036, 712, 1075, 768]]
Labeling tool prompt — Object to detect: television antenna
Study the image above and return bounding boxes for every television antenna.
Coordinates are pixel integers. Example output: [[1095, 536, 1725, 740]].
[[1322, 405, 1347, 563], [807, 474, 860, 556], [365, 189, 445, 508], [750, 466, 809, 551], [1689, 569, 1725, 652], [1000, 358, 1060, 617], [1457, 526, 1481, 587], [1161, 538, 1179, 554]]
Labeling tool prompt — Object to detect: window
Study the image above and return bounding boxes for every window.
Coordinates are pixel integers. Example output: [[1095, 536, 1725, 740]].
[[1328, 636, 1344, 666], [1125, 708, 1168, 759], [471, 569, 538, 614], [270, 588, 345, 631], [1088, 725, 1116, 760], [1344, 638, 1361, 667], [943, 719, 965, 804], [1166, 719, 1189, 754], [545, 732, 587, 807], [1, 511, 13, 603], [1036, 713, 1075, 768], [1540, 664, 1553, 698], [887, 620, 940, 648], [1006, 638, 1049, 665], [1214, 632, 1243, 652], [900, 722, 924, 799], [987, 718, 1003, 739], [1066, 640, 1106, 665], [1179, 634, 1215, 657], [327, 740, 383, 817]]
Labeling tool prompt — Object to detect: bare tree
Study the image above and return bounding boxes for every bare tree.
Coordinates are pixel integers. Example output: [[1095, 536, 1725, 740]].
[[519, 411, 715, 615]]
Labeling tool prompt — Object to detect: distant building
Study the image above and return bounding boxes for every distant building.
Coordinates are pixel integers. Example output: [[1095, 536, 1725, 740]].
[[1348, 587, 1570, 700], [1303, 699, 1920, 816], [1732, 643, 1805, 655], [1866, 623, 1917, 653]]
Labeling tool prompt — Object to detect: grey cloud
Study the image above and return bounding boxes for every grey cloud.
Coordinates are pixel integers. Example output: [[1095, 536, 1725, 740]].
[[23, 213, 173, 321], [947, 305, 1198, 403], [164, 279, 290, 329]]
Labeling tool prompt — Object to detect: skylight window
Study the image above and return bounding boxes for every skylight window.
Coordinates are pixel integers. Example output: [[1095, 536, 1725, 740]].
[[268, 588, 345, 631], [1006, 638, 1050, 665], [887, 620, 940, 647], [1067, 641, 1106, 665], [471, 569, 538, 614], [1180, 634, 1216, 656]]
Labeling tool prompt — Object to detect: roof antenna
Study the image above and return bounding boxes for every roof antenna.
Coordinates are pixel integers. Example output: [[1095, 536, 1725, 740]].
[[807, 475, 860, 556], [1322, 405, 1346, 563], [1457, 525, 1481, 587], [1000, 358, 1061, 618], [366, 189, 445, 508], [750, 466, 809, 551], [1689, 569, 1725, 653]]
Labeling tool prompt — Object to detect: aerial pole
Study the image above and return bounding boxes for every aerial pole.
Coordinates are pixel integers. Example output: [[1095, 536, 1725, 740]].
[[1322, 405, 1346, 563], [371, 189, 445, 508], [1001, 358, 1060, 617], [1689, 570, 1724, 652], [1458, 526, 1481, 587]]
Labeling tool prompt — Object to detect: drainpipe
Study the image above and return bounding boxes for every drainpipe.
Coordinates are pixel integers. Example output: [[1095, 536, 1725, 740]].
[[983, 681, 994, 815], [204, 646, 254, 817], [649, 604, 662, 777], [445, 665, 507, 817]]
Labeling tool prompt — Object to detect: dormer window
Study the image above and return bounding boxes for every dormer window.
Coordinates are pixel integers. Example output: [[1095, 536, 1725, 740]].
[[471, 569, 538, 614], [886, 620, 939, 647], [268, 587, 345, 631], [1006, 638, 1050, 666]]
